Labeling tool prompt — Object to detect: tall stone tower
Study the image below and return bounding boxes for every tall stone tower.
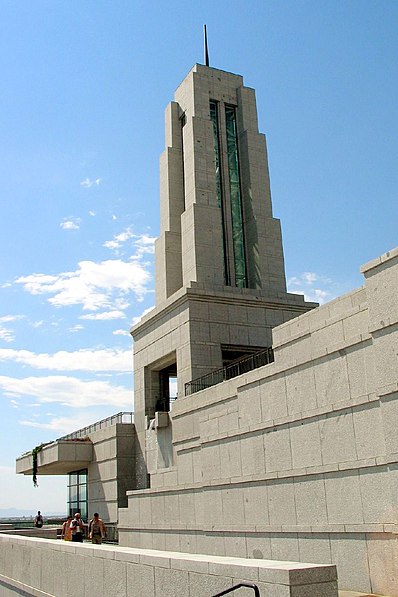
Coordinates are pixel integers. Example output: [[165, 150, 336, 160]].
[[132, 64, 315, 485]]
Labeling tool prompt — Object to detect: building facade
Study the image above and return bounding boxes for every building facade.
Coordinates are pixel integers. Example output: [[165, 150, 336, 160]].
[[16, 63, 398, 595]]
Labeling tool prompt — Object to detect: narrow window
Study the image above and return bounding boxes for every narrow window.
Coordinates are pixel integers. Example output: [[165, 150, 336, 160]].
[[67, 468, 88, 520], [225, 105, 247, 288], [210, 100, 229, 284]]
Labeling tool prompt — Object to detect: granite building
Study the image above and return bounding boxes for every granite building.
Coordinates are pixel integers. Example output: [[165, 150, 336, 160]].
[[16, 63, 398, 596]]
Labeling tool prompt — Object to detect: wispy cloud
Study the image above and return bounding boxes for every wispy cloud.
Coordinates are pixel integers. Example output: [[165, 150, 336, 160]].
[[113, 329, 130, 336], [287, 272, 335, 304], [15, 257, 151, 311], [0, 315, 24, 343], [0, 348, 131, 372], [80, 310, 126, 321], [104, 228, 156, 257], [69, 324, 84, 333], [80, 177, 101, 188], [60, 218, 81, 231], [0, 375, 132, 408]]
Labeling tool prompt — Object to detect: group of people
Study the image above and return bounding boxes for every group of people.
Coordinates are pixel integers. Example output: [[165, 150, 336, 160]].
[[61, 512, 107, 544]]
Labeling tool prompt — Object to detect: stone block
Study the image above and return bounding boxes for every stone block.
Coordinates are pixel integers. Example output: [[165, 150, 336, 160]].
[[221, 486, 245, 526], [238, 383, 262, 427], [290, 418, 322, 469], [244, 482, 269, 526], [154, 566, 190, 597], [314, 353, 350, 407], [268, 479, 297, 525], [84, 553, 104, 597], [270, 533, 300, 561], [264, 426, 292, 472], [366, 531, 398, 596], [126, 562, 155, 597], [179, 490, 196, 526], [240, 433, 266, 477], [290, 581, 338, 597], [359, 466, 394, 523], [201, 442, 221, 481], [297, 533, 332, 564], [380, 392, 398, 455], [325, 471, 364, 524], [319, 409, 357, 465], [294, 476, 328, 525], [352, 401, 385, 460], [330, 533, 371, 593], [285, 365, 317, 415], [260, 374, 288, 422], [219, 438, 242, 479]]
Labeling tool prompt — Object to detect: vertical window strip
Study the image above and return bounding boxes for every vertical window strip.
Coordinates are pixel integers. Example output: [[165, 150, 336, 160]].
[[210, 100, 229, 284], [67, 468, 88, 520], [225, 105, 247, 288]]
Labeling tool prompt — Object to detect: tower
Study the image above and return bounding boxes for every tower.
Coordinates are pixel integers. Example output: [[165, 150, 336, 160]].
[[132, 64, 316, 485]]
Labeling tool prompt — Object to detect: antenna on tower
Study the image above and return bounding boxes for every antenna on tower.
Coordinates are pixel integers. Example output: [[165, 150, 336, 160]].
[[204, 24, 210, 67]]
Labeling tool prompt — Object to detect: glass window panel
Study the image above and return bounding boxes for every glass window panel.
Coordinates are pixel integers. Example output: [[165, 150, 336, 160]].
[[69, 486, 78, 503], [210, 100, 229, 284], [79, 485, 87, 502], [79, 502, 87, 520], [78, 470, 87, 483], [225, 105, 247, 288], [69, 474, 77, 486]]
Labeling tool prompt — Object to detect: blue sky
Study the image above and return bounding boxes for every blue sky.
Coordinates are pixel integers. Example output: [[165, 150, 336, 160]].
[[0, 0, 397, 513]]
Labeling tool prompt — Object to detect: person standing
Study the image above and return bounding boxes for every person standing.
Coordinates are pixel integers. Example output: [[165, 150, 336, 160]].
[[70, 512, 84, 542], [88, 513, 107, 544], [61, 515, 72, 541], [34, 511, 43, 528]]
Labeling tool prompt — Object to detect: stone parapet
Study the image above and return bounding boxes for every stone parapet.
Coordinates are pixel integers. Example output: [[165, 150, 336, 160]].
[[0, 534, 337, 597]]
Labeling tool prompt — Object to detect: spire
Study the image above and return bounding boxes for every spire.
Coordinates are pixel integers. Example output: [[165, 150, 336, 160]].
[[204, 24, 210, 67]]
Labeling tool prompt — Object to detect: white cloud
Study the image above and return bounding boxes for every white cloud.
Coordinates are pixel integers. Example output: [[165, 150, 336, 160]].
[[0, 315, 24, 343], [302, 272, 318, 284], [113, 329, 130, 336], [31, 320, 44, 328], [80, 177, 101, 188], [69, 324, 84, 333], [287, 272, 335, 305], [60, 218, 81, 231], [0, 315, 24, 324], [131, 305, 155, 327], [0, 348, 131, 372], [15, 258, 151, 311], [0, 327, 15, 343], [89, 210, 96, 216], [80, 310, 125, 321], [0, 375, 132, 408], [104, 228, 156, 257]]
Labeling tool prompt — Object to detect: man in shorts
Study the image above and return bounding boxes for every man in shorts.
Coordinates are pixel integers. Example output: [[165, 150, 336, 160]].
[[88, 513, 107, 545]]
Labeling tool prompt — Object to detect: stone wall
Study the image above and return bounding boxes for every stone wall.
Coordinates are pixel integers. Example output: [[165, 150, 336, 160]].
[[0, 534, 337, 597], [119, 248, 398, 596]]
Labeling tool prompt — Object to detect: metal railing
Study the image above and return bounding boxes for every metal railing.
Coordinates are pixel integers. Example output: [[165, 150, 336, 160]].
[[212, 582, 260, 596], [57, 411, 134, 441], [185, 347, 274, 396]]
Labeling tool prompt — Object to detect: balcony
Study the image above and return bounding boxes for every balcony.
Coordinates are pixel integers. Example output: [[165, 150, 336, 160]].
[[16, 439, 93, 476], [16, 412, 134, 476]]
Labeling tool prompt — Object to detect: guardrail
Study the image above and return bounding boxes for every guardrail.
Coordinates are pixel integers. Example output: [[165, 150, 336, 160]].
[[57, 411, 134, 441], [185, 347, 274, 396]]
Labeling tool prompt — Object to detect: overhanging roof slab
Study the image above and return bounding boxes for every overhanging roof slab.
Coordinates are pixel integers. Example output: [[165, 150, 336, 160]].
[[16, 440, 93, 476]]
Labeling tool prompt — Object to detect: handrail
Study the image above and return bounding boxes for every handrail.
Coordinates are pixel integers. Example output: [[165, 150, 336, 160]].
[[185, 347, 274, 396], [212, 582, 260, 596], [56, 411, 134, 441]]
